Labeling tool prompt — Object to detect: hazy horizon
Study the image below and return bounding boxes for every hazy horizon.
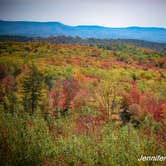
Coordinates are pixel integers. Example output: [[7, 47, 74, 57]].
[[1, 0, 166, 28], [1, 20, 166, 29]]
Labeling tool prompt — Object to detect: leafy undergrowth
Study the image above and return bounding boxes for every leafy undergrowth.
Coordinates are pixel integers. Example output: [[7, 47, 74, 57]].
[[0, 41, 166, 165]]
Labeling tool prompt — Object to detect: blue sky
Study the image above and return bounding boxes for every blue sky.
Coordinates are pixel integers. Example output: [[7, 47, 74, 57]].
[[0, 0, 166, 27]]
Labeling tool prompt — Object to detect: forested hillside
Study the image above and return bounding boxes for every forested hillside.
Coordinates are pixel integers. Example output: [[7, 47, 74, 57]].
[[0, 41, 166, 165], [1, 20, 166, 43], [1, 35, 166, 54]]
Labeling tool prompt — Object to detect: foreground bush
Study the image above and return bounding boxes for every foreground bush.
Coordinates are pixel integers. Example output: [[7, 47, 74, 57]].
[[0, 112, 55, 166], [0, 111, 165, 166]]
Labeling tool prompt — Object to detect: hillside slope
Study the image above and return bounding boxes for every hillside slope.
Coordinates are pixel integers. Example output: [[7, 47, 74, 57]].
[[0, 41, 166, 165], [1, 35, 166, 54], [0, 20, 166, 43]]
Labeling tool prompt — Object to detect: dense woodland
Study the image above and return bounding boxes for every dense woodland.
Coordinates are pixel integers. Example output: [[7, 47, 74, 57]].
[[0, 40, 166, 165], [1, 35, 166, 54]]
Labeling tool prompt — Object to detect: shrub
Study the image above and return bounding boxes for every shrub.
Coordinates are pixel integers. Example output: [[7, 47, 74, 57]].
[[0, 112, 55, 166]]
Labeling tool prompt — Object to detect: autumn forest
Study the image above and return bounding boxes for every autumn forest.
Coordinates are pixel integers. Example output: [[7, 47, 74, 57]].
[[0, 38, 166, 165]]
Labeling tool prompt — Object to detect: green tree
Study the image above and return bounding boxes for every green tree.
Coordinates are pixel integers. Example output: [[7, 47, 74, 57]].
[[22, 63, 43, 114]]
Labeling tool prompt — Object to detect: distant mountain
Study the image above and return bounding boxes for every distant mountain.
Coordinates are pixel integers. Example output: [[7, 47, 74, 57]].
[[0, 20, 166, 43]]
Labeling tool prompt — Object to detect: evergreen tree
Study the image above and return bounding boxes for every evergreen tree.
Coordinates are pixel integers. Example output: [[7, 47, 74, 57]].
[[22, 63, 43, 114]]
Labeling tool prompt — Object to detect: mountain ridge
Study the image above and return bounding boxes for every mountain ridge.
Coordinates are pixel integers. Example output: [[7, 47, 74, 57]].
[[1, 20, 166, 29], [0, 20, 166, 43]]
